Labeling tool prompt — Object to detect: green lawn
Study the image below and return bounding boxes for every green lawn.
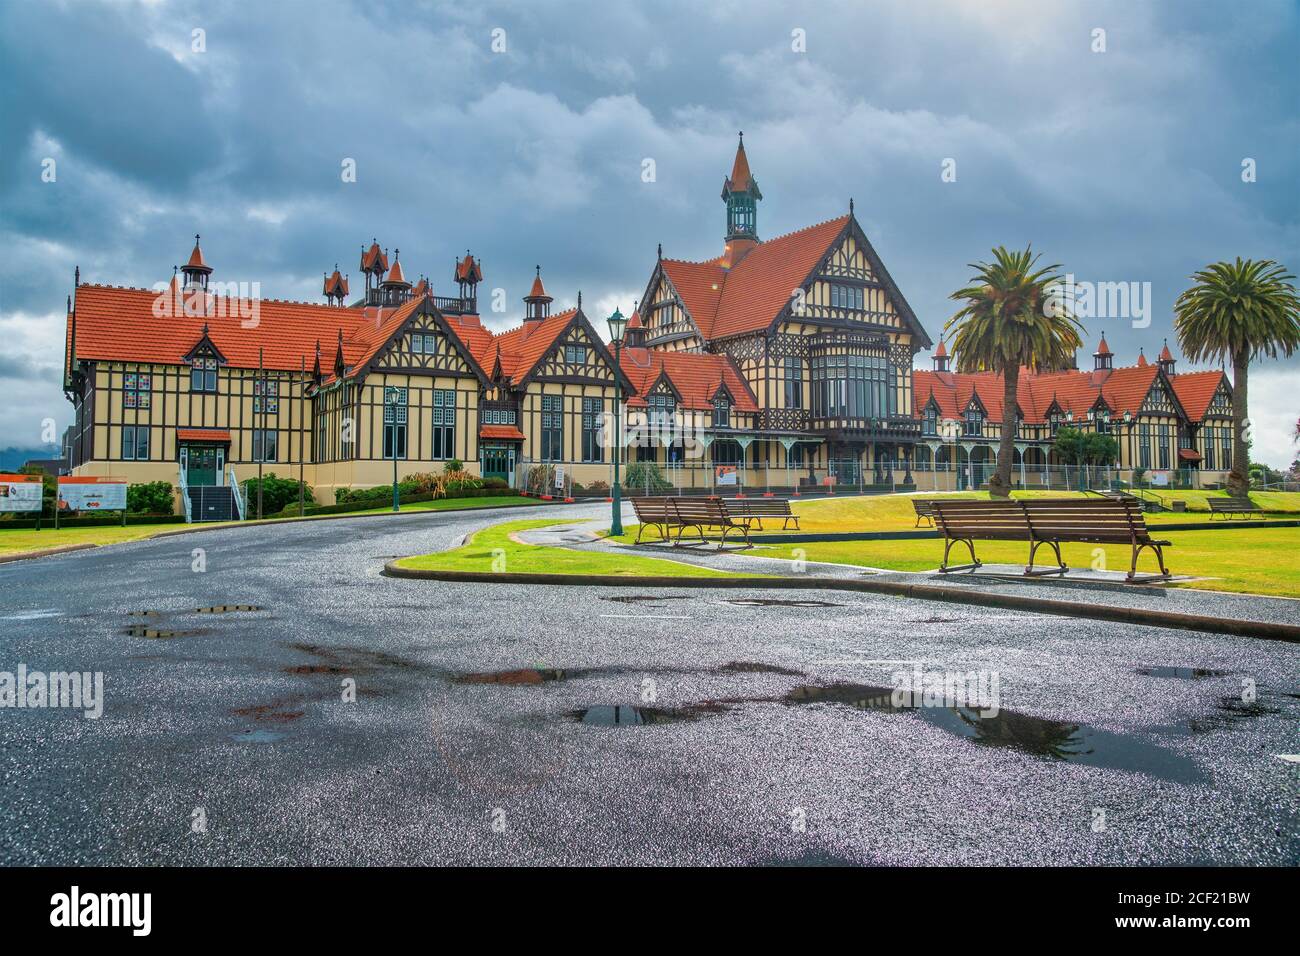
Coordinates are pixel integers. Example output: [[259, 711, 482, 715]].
[[391, 518, 762, 578], [747, 527, 1299, 597], [0, 494, 545, 560], [655, 489, 1300, 536]]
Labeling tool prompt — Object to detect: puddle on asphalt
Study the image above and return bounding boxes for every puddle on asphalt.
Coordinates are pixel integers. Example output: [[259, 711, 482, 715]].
[[719, 661, 806, 677], [1176, 696, 1283, 735], [723, 598, 844, 608], [231, 701, 306, 723], [195, 604, 264, 614], [122, 626, 207, 639], [602, 595, 691, 605], [456, 668, 589, 685], [452, 661, 805, 684], [1137, 666, 1231, 679], [1, 609, 64, 621], [570, 703, 731, 726], [777, 683, 1206, 783]]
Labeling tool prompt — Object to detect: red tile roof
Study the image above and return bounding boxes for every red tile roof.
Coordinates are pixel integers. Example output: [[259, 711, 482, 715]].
[[626, 309, 642, 330], [361, 242, 388, 274], [1169, 371, 1227, 422], [660, 215, 850, 340], [488, 309, 579, 382], [619, 347, 757, 412], [177, 428, 230, 442], [454, 252, 482, 284], [479, 425, 526, 440], [323, 269, 349, 297], [385, 258, 407, 285], [185, 237, 210, 271], [726, 138, 754, 193], [914, 363, 1174, 424]]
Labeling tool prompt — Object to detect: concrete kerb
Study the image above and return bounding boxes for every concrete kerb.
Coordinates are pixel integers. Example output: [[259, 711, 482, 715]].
[[381, 561, 1300, 643]]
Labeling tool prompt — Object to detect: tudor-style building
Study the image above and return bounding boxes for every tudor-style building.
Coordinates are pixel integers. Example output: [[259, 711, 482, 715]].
[[62, 238, 631, 515], [61, 140, 1237, 515], [912, 334, 1235, 489], [630, 133, 932, 485]]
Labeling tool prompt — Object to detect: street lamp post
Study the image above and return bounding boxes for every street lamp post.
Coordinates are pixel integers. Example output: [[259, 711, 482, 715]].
[[385, 386, 400, 512], [607, 308, 628, 537]]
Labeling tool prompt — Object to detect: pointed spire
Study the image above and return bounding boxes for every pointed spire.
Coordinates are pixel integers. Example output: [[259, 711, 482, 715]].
[[726, 131, 753, 192], [1137, 347, 1148, 367], [849, 197, 855, 215]]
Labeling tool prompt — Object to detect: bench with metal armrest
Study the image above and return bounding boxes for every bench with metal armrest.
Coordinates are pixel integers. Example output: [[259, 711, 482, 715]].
[[931, 498, 1172, 583], [724, 497, 800, 531]]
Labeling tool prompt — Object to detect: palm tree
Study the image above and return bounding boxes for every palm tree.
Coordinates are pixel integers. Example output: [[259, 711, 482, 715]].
[[1174, 258, 1300, 497], [946, 246, 1085, 497]]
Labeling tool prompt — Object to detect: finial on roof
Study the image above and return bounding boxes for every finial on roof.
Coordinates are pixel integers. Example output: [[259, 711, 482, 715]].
[[67, 294, 71, 311], [849, 197, 854, 215], [657, 242, 662, 260], [74, 265, 80, 286], [738, 130, 743, 143], [202, 322, 208, 334], [577, 290, 582, 309]]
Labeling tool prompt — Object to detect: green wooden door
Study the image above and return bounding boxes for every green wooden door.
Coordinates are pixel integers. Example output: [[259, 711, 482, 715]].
[[185, 446, 218, 486], [480, 445, 514, 482]]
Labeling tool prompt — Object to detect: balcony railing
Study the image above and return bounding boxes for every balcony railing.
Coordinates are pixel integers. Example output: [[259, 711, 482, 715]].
[[432, 295, 476, 315], [808, 415, 922, 440]]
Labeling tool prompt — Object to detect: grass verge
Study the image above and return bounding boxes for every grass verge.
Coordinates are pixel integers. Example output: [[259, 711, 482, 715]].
[[391, 518, 763, 578]]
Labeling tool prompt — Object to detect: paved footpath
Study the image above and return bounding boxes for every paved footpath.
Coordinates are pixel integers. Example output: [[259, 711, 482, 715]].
[[519, 517, 1300, 628]]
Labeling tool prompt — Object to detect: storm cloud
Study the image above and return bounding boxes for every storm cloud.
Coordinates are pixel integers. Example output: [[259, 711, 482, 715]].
[[1, 0, 1296, 464]]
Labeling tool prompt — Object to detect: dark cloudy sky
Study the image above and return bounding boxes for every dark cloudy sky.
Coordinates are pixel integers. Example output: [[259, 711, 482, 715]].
[[1, 0, 1297, 464]]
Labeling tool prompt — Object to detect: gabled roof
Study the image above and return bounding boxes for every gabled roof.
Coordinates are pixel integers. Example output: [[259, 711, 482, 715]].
[[360, 241, 388, 274], [1170, 371, 1230, 422], [619, 347, 758, 413], [657, 215, 848, 340], [324, 268, 349, 297], [488, 308, 579, 382], [913, 362, 1178, 425], [71, 284, 368, 372], [454, 252, 482, 284]]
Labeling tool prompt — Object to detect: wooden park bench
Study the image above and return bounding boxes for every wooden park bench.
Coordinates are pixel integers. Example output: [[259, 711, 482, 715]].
[[931, 498, 1172, 583], [912, 499, 938, 527], [725, 497, 800, 531], [628, 496, 753, 549], [1208, 497, 1261, 520]]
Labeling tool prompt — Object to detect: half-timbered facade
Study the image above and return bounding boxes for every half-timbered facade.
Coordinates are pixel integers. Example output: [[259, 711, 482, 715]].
[[62, 239, 629, 508], [912, 336, 1234, 489], [632, 135, 932, 485]]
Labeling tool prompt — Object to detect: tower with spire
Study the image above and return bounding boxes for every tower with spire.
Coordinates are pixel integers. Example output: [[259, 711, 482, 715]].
[[1157, 339, 1177, 375], [181, 235, 212, 292], [721, 132, 762, 266], [523, 265, 552, 323]]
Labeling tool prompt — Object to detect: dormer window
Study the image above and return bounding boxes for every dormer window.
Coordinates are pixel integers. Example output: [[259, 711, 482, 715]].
[[923, 405, 938, 436], [712, 394, 731, 428], [190, 356, 218, 392], [647, 390, 675, 426], [963, 405, 983, 436]]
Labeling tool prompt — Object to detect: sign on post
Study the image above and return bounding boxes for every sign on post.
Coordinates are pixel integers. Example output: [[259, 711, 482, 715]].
[[58, 476, 128, 512], [0, 474, 44, 513], [715, 465, 738, 487], [554, 465, 565, 490]]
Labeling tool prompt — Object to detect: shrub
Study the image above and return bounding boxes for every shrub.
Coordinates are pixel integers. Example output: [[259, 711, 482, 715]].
[[242, 472, 314, 515], [624, 462, 672, 494], [482, 476, 509, 490], [127, 481, 174, 515], [585, 479, 609, 495], [444, 459, 463, 474]]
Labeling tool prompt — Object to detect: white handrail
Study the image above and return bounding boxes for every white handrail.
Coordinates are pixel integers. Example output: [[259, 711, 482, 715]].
[[228, 467, 245, 520], [178, 465, 192, 523]]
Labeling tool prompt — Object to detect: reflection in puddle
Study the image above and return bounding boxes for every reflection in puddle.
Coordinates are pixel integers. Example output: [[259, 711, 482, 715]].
[[571, 703, 731, 726], [122, 626, 206, 639], [453, 660, 806, 684], [457, 668, 589, 685], [195, 605, 263, 614], [1177, 696, 1283, 735], [724, 598, 843, 608], [231, 701, 305, 723], [779, 682, 1206, 783], [601, 595, 690, 606], [1137, 666, 1230, 679]]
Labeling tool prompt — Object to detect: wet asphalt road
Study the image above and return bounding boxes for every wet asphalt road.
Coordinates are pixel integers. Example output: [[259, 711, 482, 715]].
[[1, 502, 1297, 866]]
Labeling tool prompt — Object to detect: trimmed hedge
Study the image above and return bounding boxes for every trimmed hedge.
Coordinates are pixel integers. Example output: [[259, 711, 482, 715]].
[[0, 513, 186, 530], [273, 487, 519, 518]]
